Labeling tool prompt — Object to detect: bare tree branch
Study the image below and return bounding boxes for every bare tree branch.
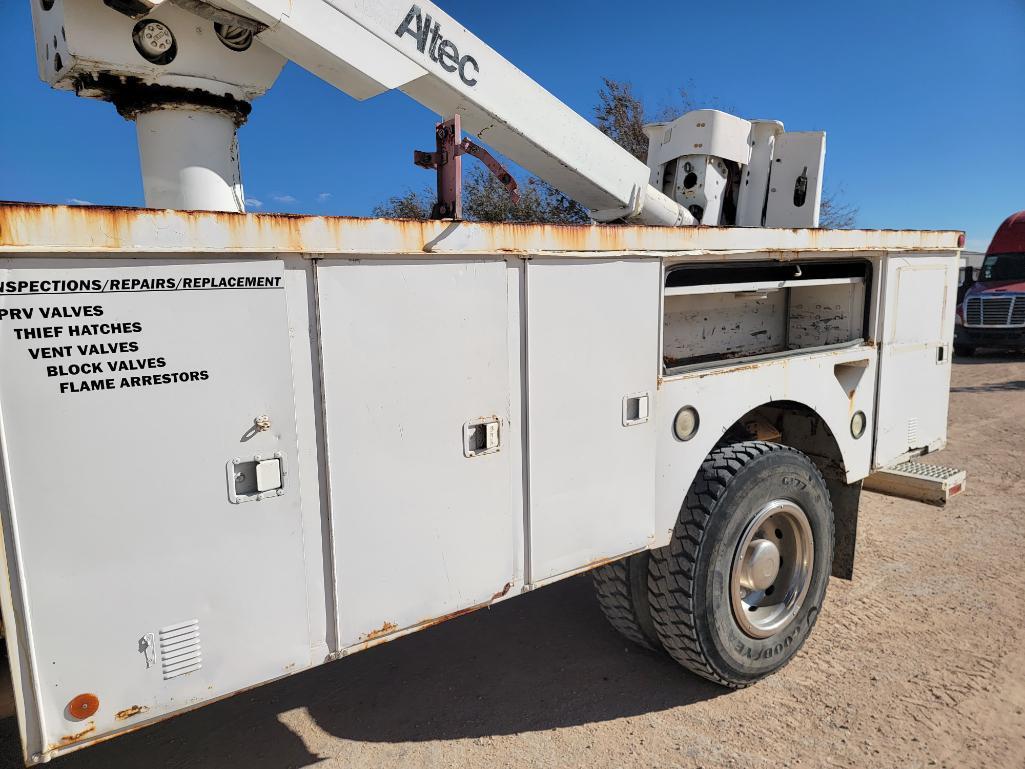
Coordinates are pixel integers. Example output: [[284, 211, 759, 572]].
[[594, 78, 649, 162], [651, 81, 707, 123], [819, 187, 859, 229]]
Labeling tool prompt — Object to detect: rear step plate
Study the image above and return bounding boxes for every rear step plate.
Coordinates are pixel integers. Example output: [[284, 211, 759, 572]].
[[864, 461, 967, 506]]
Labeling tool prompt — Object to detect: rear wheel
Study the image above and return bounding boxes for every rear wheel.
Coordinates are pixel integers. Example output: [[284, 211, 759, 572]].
[[592, 552, 661, 651], [648, 441, 833, 688]]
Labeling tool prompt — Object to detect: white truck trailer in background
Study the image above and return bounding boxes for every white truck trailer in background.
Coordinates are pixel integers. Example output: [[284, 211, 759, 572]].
[[1, 0, 962, 763]]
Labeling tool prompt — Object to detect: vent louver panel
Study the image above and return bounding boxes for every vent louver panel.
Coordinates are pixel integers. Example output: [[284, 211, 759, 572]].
[[1012, 298, 1025, 326], [907, 417, 919, 448], [965, 296, 1025, 327], [983, 297, 1013, 325], [965, 297, 982, 325], [159, 619, 202, 680]]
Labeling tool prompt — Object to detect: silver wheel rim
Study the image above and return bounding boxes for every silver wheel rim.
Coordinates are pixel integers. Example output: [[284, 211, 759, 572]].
[[729, 499, 814, 639]]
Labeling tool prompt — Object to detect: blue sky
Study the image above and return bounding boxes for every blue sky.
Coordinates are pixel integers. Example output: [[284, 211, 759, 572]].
[[1, 1, 1022, 251]]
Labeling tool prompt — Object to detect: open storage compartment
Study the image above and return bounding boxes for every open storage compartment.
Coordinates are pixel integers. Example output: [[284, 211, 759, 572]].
[[663, 260, 871, 372]]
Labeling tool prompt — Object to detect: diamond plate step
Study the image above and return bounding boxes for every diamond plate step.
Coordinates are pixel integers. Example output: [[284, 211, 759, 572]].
[[864, 461, 967, 506]]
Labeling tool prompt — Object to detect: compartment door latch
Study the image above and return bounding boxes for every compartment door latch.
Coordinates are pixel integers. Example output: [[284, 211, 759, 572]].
[[227, 453, 287, 503], [622, 393, 650, 426], [464, 417, 501, 458]]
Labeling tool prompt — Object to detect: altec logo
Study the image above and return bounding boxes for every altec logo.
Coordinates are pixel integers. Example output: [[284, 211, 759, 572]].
[[395, 5, 480, 87]]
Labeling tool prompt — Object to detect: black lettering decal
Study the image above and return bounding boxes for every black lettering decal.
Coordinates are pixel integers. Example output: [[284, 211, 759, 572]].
[[28, 345, 73, 360], [419, 13, 433, 53], [395, 5, 425, 50], [59, 378, 115, 394], [41, 306, 100, 319], [47, 362, 103, 377], [14, 327, 63, 340], [399, 6, 480, 85], [118, 370, 210, 389], [438, 40, 459, 72], [459, 54, 479, 87], [428, 21, 442, 61]]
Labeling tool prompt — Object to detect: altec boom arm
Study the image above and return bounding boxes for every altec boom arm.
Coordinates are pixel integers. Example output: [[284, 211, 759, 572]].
[[213, 0, 697, 225]]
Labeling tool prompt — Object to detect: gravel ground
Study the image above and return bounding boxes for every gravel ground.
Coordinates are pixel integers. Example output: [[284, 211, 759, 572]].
[[2, 355, 1024, 768]]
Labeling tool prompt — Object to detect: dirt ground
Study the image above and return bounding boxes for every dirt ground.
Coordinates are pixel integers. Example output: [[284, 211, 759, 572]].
[[2, 355, 1024, 769]]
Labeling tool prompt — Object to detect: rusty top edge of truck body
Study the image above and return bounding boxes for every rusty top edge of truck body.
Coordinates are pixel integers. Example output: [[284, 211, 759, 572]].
[[0, 202, 964, 257]]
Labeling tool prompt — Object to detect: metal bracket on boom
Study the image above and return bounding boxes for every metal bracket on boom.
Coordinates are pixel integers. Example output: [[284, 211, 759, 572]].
[[414, 115, 520, 220]]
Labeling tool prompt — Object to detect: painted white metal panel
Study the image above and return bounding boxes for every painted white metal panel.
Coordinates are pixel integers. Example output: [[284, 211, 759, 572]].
[[31, 1, 285, 100], [0, 258, 310, 757], [655, 345, 879, 544], [527, 259, 661, 581], [315, 259, 516, 647], [787, 281, 867, 348], [281, 261, 334, 661], [505, 261, 527, 588], [874, 256, 957, 466], [737, 121, 784, 227], [664, 291, 787, 364], [135, 109, 246, 212], [645, 110, 754, 172], [0, 205, 964, 257], [665, 276, 862, 297], [764, 132, 826, 228], [254, 0, 429, 101]]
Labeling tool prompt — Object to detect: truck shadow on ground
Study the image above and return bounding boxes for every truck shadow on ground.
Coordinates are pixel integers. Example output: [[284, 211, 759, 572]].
[[950, 379, 1025, 393], [951, 355, 1025, 391], [0, 575, 724, 769]]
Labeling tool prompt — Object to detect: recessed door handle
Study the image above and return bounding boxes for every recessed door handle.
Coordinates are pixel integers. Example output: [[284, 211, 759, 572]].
[[622, 393, 650, 426]]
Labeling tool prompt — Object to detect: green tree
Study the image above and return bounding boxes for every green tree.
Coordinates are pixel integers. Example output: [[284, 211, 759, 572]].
[[373, 167, 589, 224], [372, 189, 432, 219]]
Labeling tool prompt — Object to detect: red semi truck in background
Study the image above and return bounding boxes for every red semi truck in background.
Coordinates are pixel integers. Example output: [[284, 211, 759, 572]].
[[955, 211, 1025, 356]]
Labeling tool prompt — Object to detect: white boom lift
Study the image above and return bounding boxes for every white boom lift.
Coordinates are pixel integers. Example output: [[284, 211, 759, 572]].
[[0, 1, 962, 764], [29, 0, 824, 226]]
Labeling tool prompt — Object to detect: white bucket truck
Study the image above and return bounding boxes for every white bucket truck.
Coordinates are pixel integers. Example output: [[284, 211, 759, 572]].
[[0, 0, 962, 762]]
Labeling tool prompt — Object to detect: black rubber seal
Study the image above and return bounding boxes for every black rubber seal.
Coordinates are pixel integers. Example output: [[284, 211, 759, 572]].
[[73, 73, 252, 125]]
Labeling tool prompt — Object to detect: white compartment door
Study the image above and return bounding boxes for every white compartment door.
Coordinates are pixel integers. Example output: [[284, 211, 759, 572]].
[[316, 259, 515, 648], [0, 259, 310, 757], [874, 256, 958, 467], [527, 259, 661, 581]]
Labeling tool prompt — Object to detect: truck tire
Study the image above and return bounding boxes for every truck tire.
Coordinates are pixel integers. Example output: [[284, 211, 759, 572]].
[[648, 441, 833, 688], [592, 552, 661, 651]]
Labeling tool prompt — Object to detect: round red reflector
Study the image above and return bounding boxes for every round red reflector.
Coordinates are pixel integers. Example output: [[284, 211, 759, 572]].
[[957, 233, 966, 248], [67, 693, 99, 720]]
